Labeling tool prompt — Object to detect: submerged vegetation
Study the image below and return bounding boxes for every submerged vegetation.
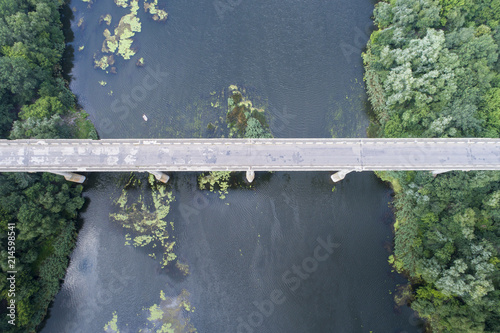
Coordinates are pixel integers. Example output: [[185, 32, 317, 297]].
[[0, 1, 97, 332], [364, 1, 500, 331], [103, 289, 196, 333], [110, 174, 178, 268]]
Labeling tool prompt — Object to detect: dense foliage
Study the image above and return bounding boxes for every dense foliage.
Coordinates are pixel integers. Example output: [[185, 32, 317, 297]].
[[226, 85, 272, 139], [364, 1, 500, 331], [0, 1, 95, 332]]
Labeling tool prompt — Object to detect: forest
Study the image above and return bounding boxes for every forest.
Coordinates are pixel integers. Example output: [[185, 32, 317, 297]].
[[0, 0, 95, 332], [364, 0, 500, 332]]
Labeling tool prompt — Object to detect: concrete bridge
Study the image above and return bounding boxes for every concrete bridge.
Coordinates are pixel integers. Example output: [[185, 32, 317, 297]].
[[1, 138, 499, 183]]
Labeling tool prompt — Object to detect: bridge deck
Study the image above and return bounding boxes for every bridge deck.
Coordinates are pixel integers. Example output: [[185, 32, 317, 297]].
[[0, 138, 499, 172]]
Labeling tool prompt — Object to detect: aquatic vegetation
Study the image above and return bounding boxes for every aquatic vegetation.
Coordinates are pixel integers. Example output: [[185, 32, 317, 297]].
[[176, 261, 190, 276], [93, 54, 115, 71], [198, 86, 272, 197], [101, 12, 142, 60], [78, 45, 84, 51], [91, 0, 168, 72], [104, 290, 196, 332], [114, 0, 128, 8], [98, 80, 107, 86], [136, 57, 145, 66], [100, 14, 112, 25], [103, 311, 119, 333], [144, 0, 168, 21], [198, 171, 231, 199], [110, 174, 178, 268], [145, 290, 197, 332], [130, 0, 140, 14], [226, 85, 272, 139]]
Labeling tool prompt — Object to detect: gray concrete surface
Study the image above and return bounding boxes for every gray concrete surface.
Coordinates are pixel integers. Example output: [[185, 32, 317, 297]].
[[0, 138, 499, 172]]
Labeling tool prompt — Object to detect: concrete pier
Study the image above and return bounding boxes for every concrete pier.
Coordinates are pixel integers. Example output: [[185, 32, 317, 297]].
[[51, 172, 86, 183], [148, 171, 170, 183], [246, 169, 255, 183], [331, 170, 354, 183]]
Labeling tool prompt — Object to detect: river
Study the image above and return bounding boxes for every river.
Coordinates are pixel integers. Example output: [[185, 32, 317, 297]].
[[42, 0, 423, 332]]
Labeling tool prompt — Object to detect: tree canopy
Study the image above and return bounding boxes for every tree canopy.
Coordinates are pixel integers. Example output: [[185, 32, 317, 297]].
[[365, 1, 500, 331], [0, 1, 95, 332]]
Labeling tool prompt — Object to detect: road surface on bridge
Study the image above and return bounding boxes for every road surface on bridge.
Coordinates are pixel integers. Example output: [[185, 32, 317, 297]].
[[0, 138, 499, 173]]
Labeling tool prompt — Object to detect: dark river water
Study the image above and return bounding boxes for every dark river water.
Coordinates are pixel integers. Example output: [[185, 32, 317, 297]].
[[42, 0, 423, 332]]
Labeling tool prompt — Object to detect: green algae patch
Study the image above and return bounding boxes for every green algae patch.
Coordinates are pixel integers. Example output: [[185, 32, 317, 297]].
[[101, 12, 142, 60], [92, 0, 168, 73], [103, 311, 119, 333], [144, 0, 168, 21], [114, 0, 129, 8], [104, 289, 196, 332], [93, 54, 115, 71], [110, 173, 179, 268], [100, 14, 112, 25], [145, 290, 197, 332], [198, 171, 231, 199], [176, 261, 190, 276], [87, 0, 170, 73]]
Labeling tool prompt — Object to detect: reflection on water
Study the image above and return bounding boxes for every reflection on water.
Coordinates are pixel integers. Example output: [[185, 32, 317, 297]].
[[42, 0, 423, 332]]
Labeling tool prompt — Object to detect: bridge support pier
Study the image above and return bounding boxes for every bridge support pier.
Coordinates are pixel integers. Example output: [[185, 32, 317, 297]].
[[52, 172, 86, 183], [331, 170, 354, 183], [149, 171, 170, 183], [246, 169, 255, 183], [432, 170, 453, 177]]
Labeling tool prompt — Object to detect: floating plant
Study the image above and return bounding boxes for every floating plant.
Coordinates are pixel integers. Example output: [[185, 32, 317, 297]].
[[99, 14, 112, 25], [144, 0, 168, 21], [88, 0, 168, 72], [110, 174, 179, 268], [103, 290, 196, 332]]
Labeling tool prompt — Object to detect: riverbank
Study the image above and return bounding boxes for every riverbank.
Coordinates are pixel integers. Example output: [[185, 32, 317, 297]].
[[364, 1, 500, 332], [0, 1, 97, 332]]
